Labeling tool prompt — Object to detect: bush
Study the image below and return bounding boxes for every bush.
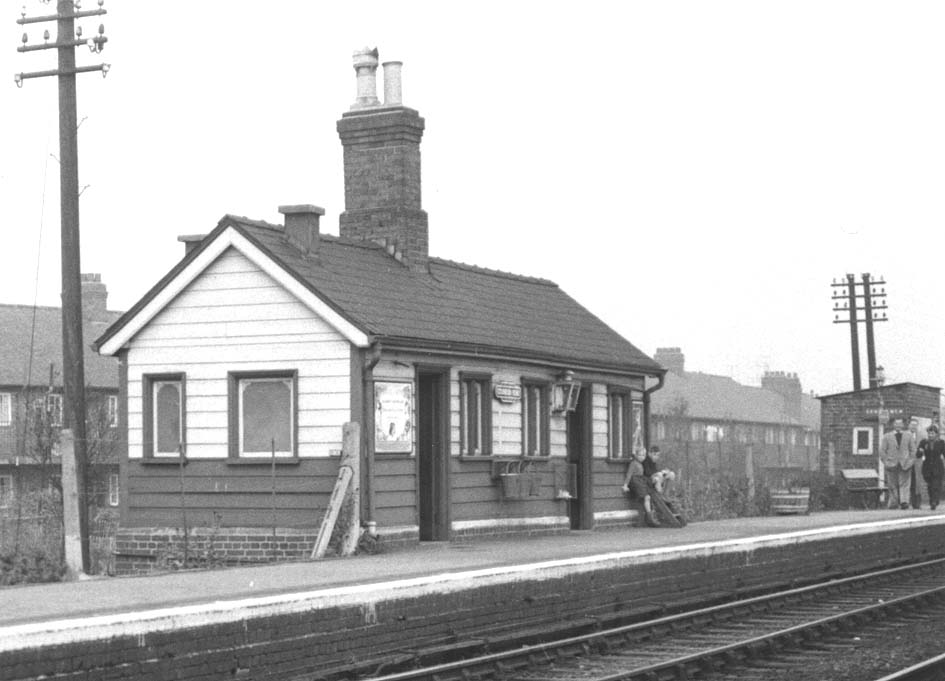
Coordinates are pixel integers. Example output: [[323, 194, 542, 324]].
[[0, 546, 65, 586]]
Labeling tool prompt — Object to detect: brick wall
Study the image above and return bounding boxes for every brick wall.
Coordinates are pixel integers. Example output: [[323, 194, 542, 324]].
[[114, 527, 320, 574], [6, 519, 945, 680]]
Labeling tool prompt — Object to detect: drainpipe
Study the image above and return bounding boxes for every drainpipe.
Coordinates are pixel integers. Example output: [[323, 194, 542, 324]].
[[643, 372, 667, 451], [362, 342, 382, 535]]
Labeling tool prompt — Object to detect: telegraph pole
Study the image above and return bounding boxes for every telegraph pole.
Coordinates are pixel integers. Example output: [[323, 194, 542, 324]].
[[831, 273, 888, 391], [15, 0, 109, 573]]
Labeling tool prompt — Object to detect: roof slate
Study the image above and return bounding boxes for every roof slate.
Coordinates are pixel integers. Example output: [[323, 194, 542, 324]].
[[650, 370, 820, 428], [98, 215, 662, 375], [240, 218, 660, 372], [0, 304, 121, 389]]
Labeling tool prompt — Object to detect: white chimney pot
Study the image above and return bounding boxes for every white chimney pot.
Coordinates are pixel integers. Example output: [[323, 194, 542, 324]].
[[351, 47, 380, 110], [382, 61, 403, 106]]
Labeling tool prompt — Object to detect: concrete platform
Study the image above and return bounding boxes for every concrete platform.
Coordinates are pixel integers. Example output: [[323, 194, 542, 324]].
[[3, 509, 945, 680]]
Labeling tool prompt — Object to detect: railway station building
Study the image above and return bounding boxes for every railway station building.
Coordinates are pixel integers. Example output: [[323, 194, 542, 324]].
[[95, 49, 665, 570]]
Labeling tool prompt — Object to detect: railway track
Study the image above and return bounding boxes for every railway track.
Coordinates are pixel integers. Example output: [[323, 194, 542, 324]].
[[356, 557, 945, 681]]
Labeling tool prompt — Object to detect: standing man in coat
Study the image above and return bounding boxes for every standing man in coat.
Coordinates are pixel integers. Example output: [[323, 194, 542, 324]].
[[882, 417, 917, 509], [909, 417, 927, 508]]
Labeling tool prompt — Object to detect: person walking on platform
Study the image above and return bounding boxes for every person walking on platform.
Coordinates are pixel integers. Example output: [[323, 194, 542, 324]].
[[881, 417, 917, 509], [909, 417, 927, 508], [917, 425, 945, 510]]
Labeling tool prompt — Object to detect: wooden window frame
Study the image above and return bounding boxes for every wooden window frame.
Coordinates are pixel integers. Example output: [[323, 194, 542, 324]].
[[228, 370, 299, 460], [107, 395, 118, 429], [46, 393, 63, 428], [459, 372, 492, 456], [0, 393, 11, 427], [108, 473, 119, 507], [521, 379, 550, 457], [142, 373, 186, 459], [853, 426, 873, 455], [608, 388, 631, 460], [0, 475, 12, 508]]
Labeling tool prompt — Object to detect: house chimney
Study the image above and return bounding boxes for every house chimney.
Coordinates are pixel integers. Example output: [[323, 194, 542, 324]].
[[279, 204, 325, 255], [654, 347, 685, 375], [337, 47, 428, 271], [80, 273, 108, 322], [177, 234, 206, 256], [762, 370, 803, 419]]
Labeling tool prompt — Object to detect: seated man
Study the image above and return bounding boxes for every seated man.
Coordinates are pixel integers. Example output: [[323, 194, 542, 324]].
[[622, 447, 661, 527]]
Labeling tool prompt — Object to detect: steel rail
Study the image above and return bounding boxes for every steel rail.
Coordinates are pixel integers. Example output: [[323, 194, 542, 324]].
[[871, 653, 945, 681], [364, 557, 945, 681]]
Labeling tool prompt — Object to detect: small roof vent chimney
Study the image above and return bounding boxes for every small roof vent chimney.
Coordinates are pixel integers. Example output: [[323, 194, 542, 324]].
[[280, 204, 325, 256]]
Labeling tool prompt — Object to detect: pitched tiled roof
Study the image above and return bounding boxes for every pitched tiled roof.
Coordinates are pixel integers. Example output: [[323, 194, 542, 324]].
[[651, 370, 820, 428], [97, 216, 662, 375], [0, 304, 121, 389]]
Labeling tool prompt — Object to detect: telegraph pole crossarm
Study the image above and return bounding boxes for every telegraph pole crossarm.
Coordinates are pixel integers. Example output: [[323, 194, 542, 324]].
[[830, 272, 890, 392], [14, 0, 110, 575]]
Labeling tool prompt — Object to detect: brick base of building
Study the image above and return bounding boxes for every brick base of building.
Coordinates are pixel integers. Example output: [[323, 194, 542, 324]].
[[114, 527, 321, 574], [115, 517, 607, 574]]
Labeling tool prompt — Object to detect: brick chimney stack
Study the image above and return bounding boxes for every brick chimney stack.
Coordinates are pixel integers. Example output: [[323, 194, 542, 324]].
[[762, 370, 803, 419], [80, 273, 108, 323], [655, 347, 685, 375], [280, 204, 325, 255], [337, 47, 428, 271]]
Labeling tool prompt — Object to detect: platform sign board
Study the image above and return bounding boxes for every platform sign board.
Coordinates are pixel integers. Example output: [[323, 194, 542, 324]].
[[494, 382, 521, 404]]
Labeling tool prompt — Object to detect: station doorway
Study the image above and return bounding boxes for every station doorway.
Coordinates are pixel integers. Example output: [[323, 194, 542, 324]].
[[566, 386, 593, 530], [417, 368, 450, 541]]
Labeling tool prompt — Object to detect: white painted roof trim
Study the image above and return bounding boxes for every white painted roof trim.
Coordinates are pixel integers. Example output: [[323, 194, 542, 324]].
[[98, 226, 370, 355]]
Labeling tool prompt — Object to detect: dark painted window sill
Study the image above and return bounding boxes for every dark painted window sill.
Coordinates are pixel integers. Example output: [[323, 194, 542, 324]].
[[227, 457, 301, 466], [138, 457, 187, 466]]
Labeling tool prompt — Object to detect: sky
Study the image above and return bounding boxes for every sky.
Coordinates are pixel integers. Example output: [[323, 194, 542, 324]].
[[2, 1, 944, 397]]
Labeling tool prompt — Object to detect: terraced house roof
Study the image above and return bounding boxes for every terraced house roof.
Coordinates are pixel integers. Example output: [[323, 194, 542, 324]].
[[0, 304, 121, 389]]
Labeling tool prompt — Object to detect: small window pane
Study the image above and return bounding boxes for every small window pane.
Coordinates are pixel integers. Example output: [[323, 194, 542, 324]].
[[156, 383, 181, 454], [0, 476, 12, 507], [631, 401, 644, 452], [856, 429, 870, 450], [0, 393, 11, 427], [107, 395, 118, 428], [242, 379, 292, 454], [108, 473, 119, 506]]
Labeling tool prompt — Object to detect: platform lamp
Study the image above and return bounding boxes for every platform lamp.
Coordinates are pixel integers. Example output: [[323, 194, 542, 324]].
[[552, 370, 582, 413]]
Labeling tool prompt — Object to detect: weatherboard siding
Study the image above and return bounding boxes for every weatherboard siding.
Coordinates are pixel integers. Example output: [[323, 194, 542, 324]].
[[125, 247, 352, 461], [120, 248, 353, 530]]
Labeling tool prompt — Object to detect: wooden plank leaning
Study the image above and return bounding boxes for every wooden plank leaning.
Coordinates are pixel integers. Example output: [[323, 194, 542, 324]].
[[311, 422, 361, 559]]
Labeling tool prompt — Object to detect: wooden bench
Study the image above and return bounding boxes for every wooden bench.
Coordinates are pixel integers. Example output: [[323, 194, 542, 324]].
[[841, 469, 888, 509]]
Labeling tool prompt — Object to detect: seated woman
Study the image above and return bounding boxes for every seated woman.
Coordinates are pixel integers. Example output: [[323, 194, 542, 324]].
[[622, 447, 661, 527]]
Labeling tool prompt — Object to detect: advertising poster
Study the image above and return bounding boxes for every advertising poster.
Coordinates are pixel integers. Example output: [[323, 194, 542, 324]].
[[375, 381, 413, 453]]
